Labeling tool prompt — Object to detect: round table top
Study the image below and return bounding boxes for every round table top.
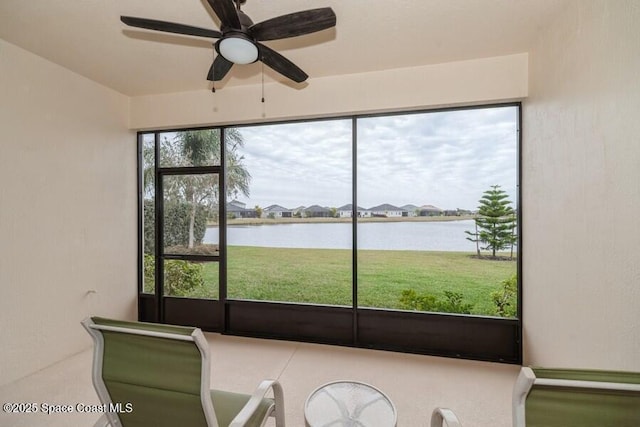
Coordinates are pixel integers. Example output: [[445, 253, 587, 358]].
[[304, 380, 397, 427]]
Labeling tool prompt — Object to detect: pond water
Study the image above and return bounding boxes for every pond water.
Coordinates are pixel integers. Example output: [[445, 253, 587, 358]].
[[203, 220, 511, 252]]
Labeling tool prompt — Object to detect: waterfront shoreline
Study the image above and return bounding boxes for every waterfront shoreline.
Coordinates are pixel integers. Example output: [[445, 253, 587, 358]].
[[211, 214, 477, 226]]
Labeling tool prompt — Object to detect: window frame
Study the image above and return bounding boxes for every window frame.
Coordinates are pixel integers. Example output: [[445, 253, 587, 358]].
[[137, 102, 523, 364]]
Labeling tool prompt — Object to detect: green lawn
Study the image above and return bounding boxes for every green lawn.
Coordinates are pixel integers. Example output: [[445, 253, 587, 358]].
[[225, 246, 516, 316], [150, 246, 517, 316]]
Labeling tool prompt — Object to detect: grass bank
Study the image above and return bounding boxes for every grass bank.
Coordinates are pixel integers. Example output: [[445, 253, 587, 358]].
[[212, 215, 476, 226], [188, 246, 516, 316]]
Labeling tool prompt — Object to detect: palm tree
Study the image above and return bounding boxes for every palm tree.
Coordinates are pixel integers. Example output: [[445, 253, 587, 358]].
[[146, 129, 251, 249], [178, 129, 251, 249]]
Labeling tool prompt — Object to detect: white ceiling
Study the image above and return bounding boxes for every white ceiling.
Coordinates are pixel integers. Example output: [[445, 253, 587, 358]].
[[0, 0, 567, 97]]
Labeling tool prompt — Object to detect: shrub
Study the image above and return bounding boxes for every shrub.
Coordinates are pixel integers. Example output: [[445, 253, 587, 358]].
[[143, 199, 208, 253], [399, 289, 437, 311], [143, 253, 155, 293], [492, 274, 517, 317], [164, 244, 219, 256], [164, 259, 205, 297], [142, 253, 205, 297], [143, 200, 155, 254], [399, 289, 473, 314], [439, 291, 474, 314]]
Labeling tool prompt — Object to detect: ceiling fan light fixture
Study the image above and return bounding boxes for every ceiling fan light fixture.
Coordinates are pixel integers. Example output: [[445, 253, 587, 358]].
[[218, 35, 258, 64]]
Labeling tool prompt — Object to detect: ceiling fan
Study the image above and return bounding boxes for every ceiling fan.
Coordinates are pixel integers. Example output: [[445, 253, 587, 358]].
[[120, 0, 336, 90]]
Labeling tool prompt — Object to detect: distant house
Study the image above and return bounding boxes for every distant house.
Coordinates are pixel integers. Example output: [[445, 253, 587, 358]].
[[303, 205, 332, 218], [227, 200, 257, 218], [337, 204, 353, 218], [400, 204, 420, 217], [291, 206, 306, 217], [262, 204, 292, 218], [368, 203, 403, 217], [337, 204, 369, 218], [419, 204, 443, 217]]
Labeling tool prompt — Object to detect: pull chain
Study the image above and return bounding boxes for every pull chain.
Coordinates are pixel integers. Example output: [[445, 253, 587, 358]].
[[211, 48, 216, 93], [261, 58, 265, 103]]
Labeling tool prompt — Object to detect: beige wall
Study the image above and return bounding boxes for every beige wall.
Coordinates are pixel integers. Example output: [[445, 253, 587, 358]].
[[523, 0, 640, 370], [1, 0, 637, 388], [130, 53, 528, 130], [0, 40, 137, 386]]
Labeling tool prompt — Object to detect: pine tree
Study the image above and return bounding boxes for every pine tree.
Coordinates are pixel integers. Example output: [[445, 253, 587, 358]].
[[474, 185, 516, 258]]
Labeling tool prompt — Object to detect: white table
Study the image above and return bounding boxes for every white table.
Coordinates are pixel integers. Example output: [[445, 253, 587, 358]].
[[304, 380, 397, 427]]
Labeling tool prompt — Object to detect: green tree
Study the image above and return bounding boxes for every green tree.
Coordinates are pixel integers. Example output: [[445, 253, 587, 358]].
[[254, 205, 263, 218], [465, 220, 481, 257], [473, 185, 516, 258]]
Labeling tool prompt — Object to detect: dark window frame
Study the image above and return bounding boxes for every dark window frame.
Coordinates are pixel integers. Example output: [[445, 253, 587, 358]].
[[137, 102, 523, 364]]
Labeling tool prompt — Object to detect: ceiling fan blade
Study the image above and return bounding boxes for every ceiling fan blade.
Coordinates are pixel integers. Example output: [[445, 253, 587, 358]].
[[207, 55, 234, 81], [250, 8, 336, 41], [206, 0, 241, 30], [257, 43, 308, 83], [120, 16, 222, 39]]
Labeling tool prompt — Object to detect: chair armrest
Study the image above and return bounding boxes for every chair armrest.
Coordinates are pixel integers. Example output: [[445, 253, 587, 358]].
[[431, 407, 462, 427], [92, 413, 114, 427], [512, 367, 536, 427], [230, 379, 285, 427]]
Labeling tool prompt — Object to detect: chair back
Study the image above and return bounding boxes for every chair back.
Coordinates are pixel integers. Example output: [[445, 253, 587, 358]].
[[513, 367, 640, 427], [82, 317, 218, 427]]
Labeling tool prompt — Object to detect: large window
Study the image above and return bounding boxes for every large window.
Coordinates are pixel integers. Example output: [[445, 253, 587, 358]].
[[357, 108, 518, 316], [139, 104, 521, 363], [225, 120, 353, 306]]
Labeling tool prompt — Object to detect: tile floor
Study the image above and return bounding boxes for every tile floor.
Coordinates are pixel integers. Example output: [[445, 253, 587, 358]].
[[0, 333, 519, 426]]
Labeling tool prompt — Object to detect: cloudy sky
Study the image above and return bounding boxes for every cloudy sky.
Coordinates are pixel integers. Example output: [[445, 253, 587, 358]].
[[230, 105, 518, 211]]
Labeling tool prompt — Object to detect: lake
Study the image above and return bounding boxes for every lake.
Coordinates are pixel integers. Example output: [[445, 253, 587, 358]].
[[203, 220, 505, 252]]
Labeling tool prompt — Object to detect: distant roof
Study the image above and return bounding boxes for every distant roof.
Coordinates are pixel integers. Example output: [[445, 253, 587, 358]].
[[420, 204, 442, 211], [304, 204, 330, 212], [369, 203, 402, 211], [264, 204, 290, 212], [337, 204, 367, 211], [259, 203, 447, 213], [227, 202, 251, 212], [400, 204, 420, 210]]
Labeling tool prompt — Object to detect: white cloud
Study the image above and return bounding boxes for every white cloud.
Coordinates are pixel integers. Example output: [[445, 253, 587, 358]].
[[230, 106, 518, 210]]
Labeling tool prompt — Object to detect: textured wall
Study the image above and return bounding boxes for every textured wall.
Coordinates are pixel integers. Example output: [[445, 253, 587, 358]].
[[0, 40, 137, 386], [523, 0, 640, 370], [2, 0, 636, 390], [130, 53, 528, 130]]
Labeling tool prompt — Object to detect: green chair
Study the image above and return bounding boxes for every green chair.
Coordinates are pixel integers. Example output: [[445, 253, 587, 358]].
[[512, 366, 640, 426], [82, 317, 285, 427]]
